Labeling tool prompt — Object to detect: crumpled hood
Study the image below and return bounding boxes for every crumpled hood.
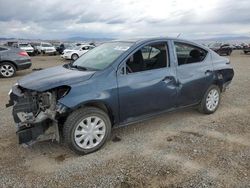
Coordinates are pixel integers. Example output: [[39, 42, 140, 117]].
[[18, 65, 95, 91]]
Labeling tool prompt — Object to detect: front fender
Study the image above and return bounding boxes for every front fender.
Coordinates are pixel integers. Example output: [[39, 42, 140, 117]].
[[58, 72, 119, 124]]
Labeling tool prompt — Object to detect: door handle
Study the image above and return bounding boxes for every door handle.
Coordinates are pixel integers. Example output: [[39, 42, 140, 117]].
[[205, 70, 212, 74], [162, 76, 174, 82]]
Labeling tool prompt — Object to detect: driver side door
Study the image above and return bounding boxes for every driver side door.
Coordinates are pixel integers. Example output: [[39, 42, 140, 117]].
[[117, 42, 178, 123]]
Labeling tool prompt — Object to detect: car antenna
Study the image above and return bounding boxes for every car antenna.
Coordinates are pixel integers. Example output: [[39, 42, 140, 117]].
[[177, 33, 181, 38]]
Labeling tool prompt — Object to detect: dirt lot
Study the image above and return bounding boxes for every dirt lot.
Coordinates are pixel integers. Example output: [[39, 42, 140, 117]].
[[0, 51, 249, 188]]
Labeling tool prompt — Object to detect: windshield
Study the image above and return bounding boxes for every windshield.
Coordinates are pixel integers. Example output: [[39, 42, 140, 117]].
[[210, 43, 222, 48], [42, 43, 52, 47], [65, 44, 75, 49], [19, 44, 30, 47], [72, 42, 133, 70], [72, 46, 81, 50]]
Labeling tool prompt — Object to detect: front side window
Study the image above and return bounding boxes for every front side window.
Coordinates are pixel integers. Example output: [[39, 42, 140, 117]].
[[174, 42, 207, 66], [126, 43, 168, 74], [19, 44, 30, 47], [82, 46, 89, 50]]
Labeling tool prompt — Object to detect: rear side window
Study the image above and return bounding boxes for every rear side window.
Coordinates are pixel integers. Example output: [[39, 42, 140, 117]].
[[174, 42, 207, 66]]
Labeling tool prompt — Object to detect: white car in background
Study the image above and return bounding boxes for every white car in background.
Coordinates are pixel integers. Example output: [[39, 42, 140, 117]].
[[37, 42, 57, 55], [16, 43, 34, 55], [61, 44, 95, 60]]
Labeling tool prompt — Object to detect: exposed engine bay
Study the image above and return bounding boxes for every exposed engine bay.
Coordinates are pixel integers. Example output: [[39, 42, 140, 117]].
[[6, 84, 70, 145]]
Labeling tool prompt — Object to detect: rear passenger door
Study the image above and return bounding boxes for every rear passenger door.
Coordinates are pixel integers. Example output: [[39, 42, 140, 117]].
[[174, 42, 214, 106]]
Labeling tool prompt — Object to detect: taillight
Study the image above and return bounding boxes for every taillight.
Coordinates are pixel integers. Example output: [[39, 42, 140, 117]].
[[18, 51, 29, 56]]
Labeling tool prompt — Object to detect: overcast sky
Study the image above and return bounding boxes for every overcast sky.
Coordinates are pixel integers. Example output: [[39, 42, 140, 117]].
[[0, 0, 250, 40]]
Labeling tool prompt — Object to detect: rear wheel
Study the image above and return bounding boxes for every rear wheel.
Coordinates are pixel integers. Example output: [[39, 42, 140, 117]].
[[63, 107, 111, 155], [71, 53, 79, 61], [198, 85, 221, 114], [0, 62, 16, 78]]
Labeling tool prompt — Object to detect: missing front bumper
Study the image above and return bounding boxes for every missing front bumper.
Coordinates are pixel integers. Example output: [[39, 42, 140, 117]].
[[17, 121, 60, 144]]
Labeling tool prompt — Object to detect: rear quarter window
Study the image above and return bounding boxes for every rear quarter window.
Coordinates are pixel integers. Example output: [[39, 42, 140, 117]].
[[174, 42, 208, 66]]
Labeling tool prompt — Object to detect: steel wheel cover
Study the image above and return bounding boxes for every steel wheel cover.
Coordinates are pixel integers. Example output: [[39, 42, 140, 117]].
[[206, 89, 219, 111], [74, 116, 106, 149]]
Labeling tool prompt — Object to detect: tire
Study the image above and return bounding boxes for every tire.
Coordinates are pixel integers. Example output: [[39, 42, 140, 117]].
[[198, 85, 221, 114], [63, 107, 111, 155], [0, 62, 16, 78], [71, 53, 79, 61]]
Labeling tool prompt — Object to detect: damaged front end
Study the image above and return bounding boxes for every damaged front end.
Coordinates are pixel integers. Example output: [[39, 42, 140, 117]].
[[6, 84, 70, 145]]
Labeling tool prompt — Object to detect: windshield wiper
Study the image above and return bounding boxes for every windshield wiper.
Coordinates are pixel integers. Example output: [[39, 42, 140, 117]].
[[70, 64, 88, 71], [63, 62, 99, 71], [64, 62, 88, 71]]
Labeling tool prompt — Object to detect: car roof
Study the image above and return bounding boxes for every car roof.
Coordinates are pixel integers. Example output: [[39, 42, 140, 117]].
[[0, 45, 9, 49], [112, 37, 210, 51], [79, 44, 95, 47], [41, 42, 52, 44], [113, 37, 184, 43]]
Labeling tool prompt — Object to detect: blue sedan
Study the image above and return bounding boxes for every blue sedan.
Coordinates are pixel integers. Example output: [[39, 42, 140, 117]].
[[7, 38, 234, 154]]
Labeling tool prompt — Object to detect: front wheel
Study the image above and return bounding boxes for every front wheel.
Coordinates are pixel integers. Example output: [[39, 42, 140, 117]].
[[63, 107, 111, 155], [198, 85, 221, 114], [71, 53, 79, 61]]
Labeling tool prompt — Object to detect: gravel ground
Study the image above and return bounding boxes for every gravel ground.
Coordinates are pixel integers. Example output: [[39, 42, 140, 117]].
[[0, 51, 249, 188]]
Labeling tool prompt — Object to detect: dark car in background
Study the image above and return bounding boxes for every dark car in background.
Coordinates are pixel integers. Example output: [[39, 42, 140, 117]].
[[0, 46, 31, 78], [56, 43, 74, 54], [209, 43, 233, 56], [30, 42, 40, 55], [243, 44, 250, 54], [7, 38, 234, 154]]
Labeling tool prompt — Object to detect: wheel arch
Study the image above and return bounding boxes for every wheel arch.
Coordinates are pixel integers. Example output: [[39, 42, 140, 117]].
[[71, 53, 79, 58], [213, 69, 234, 91], [0, 60, 17, 69], [76, 100, 115, 127]]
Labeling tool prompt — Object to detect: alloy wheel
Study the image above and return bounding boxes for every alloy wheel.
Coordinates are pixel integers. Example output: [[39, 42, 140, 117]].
[[72, 54, 79, 60], [0, 64, 15, 77]]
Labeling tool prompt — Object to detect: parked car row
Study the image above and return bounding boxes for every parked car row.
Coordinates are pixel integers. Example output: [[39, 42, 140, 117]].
[[207, 42, 250, 56], [0, 42, 96, 78], [3, 41, 96, 58], [209, 43, 233, 56], [10, 42, 57, 56]]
